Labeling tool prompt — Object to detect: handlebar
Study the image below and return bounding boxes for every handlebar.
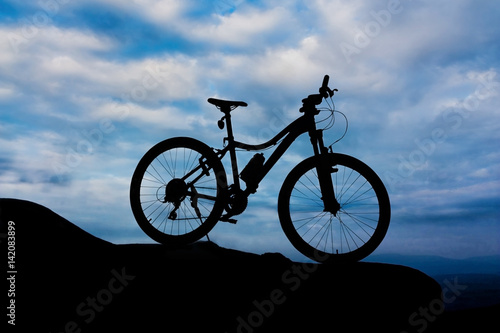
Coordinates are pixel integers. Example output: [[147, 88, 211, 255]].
[[300, 75, 338, 113]]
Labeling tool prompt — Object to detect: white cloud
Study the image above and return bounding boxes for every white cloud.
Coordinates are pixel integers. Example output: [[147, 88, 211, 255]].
[[0, 130, 70, 203], [0, 25, 209, 131], [4, 24, 114, 57], [0, 85, 17, 100], [187, 6, 295, 46], [131, 0, 187, 23], [92, 101, 207, 130], [1, 26, 117, 100]]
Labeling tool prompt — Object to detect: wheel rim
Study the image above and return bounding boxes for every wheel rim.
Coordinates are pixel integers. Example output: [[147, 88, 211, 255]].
[[136, 146, 220, 238], [288, 161, 385, 259]]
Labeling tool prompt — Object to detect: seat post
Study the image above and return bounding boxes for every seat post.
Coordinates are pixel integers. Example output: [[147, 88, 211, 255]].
[[223, 109, 234, 142], [223, 109, 241, 189]]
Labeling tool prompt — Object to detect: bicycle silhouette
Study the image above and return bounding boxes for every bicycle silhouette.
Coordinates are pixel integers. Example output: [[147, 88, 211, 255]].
[[130, 75, 390, 263]]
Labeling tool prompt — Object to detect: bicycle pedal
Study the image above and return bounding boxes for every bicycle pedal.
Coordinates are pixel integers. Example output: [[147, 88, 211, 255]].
[[221, 218, 238, 224]]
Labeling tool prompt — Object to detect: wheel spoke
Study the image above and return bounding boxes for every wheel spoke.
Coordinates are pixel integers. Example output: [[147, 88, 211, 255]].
[[281, 154, 390, 262], [130, 138, 225, 244]]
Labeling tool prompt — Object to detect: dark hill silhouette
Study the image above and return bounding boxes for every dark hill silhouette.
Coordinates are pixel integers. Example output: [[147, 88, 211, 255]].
[[2, 198, 492, 332]]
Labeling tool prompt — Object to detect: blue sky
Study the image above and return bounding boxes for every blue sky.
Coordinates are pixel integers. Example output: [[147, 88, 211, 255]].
[[1, 0, 499, 260]]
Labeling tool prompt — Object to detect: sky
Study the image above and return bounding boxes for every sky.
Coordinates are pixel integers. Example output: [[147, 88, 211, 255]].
[[1, 0, 499, 261]]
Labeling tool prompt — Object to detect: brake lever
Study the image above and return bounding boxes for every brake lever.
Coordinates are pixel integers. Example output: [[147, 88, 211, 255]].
[[323, 87, 338, 98], [319, 87, 329, 98]]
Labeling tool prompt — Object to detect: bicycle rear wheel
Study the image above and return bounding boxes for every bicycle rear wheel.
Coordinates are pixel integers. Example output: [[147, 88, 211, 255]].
[[130, 137, 227, 246], [278, 153, 390, 263]]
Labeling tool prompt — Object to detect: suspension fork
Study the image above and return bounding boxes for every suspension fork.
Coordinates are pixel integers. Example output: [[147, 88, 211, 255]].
[[311, 129, 341, 216]]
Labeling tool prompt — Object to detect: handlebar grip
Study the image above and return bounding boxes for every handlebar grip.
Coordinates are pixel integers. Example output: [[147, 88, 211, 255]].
[[319, 75, 330, 98], [322, 75, 330, 89]]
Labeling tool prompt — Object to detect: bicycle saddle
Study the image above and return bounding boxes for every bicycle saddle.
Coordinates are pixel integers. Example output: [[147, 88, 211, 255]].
[[207, 98, 247, 111]]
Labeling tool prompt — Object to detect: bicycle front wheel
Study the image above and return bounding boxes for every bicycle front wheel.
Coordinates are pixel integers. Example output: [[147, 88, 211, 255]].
[[130, 137, 227, 246], [278, 153, 390, 263]]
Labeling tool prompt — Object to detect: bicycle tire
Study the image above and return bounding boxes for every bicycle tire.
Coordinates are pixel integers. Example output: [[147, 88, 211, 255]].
[[278, 153, 390, 263], [130, 137, 227, 246]]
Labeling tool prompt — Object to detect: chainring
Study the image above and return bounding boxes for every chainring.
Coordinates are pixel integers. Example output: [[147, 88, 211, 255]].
[[225, 190, 248, 216]]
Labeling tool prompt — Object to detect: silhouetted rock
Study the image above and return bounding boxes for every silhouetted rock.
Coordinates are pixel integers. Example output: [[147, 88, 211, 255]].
[[1, 199, 446, 332]]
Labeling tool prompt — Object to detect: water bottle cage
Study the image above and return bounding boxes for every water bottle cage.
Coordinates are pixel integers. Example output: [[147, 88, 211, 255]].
[[240, 153, 265, 184]]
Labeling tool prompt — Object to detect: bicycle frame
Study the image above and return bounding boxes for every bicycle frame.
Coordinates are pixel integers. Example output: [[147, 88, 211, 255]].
[[216, 109, 330, 194]]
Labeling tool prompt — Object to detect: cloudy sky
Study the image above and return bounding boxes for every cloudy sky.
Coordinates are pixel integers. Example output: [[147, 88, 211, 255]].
[[1, 0, 499, 260]]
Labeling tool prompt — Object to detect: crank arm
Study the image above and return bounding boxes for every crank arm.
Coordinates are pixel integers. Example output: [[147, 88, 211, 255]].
[[188, 185, 204, 223]]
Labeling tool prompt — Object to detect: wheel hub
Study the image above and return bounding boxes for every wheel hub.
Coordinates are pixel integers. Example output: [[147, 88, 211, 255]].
[[164, 178, 188, 203], [324, 200, 341, 216]]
